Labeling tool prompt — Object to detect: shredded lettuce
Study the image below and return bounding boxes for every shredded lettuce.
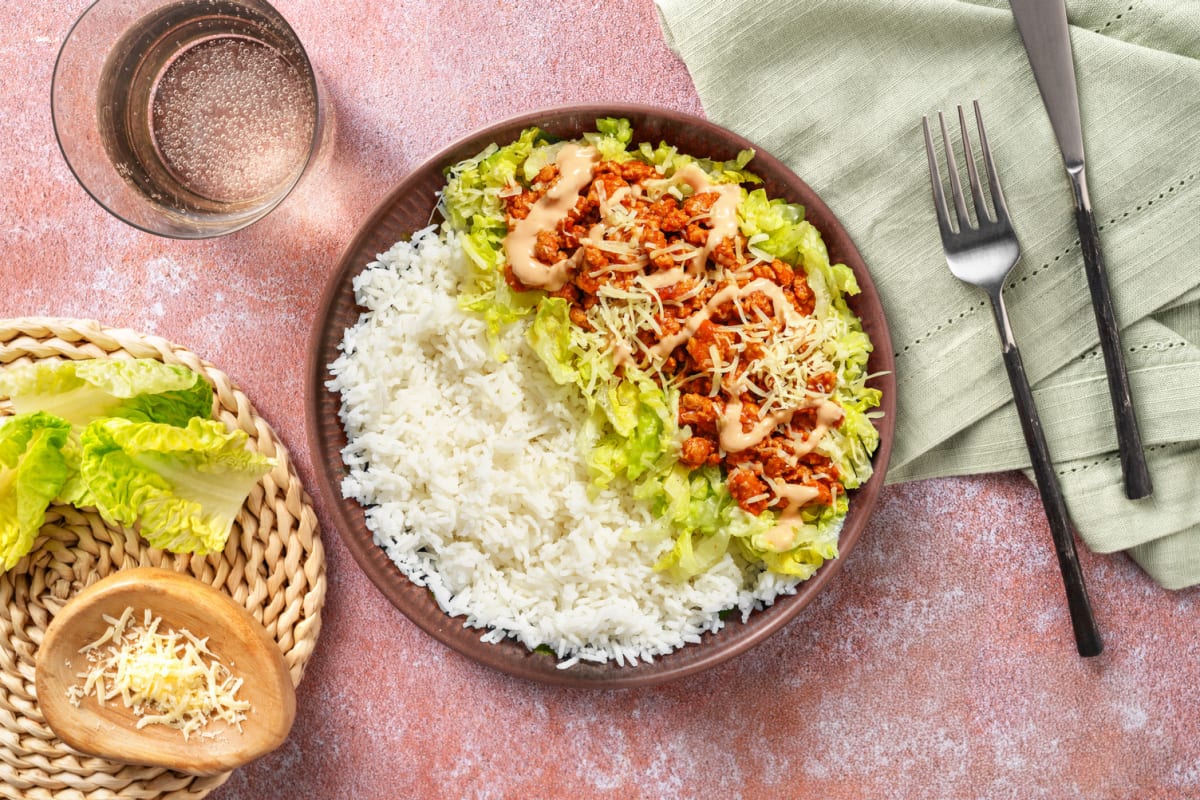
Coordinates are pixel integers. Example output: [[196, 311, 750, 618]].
[[442, 126, 549, 350], [642, 465, 772, 581], [638, 141, 760, 186], [583, 117, 636, 162], [530, 298, 672, 486], [0, 412, 72, 569]]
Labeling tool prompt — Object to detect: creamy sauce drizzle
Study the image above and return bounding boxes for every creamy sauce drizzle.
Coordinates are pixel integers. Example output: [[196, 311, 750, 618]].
[[757, 400, 844, 550], [718, 400, 794, 453], [675, 164, 741, 274], [763, 482, 822, 550], [721, 395, 843, 552], [647, 277, 786, 360], [790, 400, 844, 457], [642, 164, 740, 289], [503, 144, 599, 290], [643, 266, 687, 289], [717, 397, 841, 455]]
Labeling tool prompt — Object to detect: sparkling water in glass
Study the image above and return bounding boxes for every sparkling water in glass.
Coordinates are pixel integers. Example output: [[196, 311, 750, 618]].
[[53, 0, 327, 238]]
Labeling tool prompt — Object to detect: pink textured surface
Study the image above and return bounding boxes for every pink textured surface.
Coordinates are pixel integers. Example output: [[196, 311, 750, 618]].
[[2, 1, 1197, 798]]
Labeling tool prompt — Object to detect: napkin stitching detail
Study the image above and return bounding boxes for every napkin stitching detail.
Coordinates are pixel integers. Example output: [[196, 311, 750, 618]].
[[894, 301, 987, 355], [1096, 175, 1196, 234], [895, 172, 1198, 358], [1092, 3, 1136, 34], [1056, 443, 1168, 477], [1058, 455, 1110, 476], [1080, 340, 1189, 362], [1005, 244, 1076, 293]]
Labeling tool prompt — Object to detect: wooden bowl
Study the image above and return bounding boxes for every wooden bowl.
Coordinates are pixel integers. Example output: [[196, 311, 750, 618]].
[[35, 567, 296, 776], [306, 104, 896, 687]]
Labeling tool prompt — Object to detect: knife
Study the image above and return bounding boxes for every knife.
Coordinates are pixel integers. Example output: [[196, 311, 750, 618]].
[[1009, 0, 1153, 501]]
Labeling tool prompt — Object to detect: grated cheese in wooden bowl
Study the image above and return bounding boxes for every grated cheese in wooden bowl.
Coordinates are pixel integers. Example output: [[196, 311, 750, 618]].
[[66, 607, 250, 740]]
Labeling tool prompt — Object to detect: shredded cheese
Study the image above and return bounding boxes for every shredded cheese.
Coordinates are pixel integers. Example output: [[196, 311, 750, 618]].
[[66, 607, 250, 740]]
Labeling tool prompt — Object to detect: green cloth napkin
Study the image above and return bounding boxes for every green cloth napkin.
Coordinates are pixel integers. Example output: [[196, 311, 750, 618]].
[[655, 0, 1200, 588]]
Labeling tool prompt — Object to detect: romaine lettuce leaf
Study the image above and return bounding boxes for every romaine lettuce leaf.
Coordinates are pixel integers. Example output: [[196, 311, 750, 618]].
[[0, 412, 71, 569], [526, 297, 579, 386], [80, 417, 273, 555], [0, 359, 212, 429]]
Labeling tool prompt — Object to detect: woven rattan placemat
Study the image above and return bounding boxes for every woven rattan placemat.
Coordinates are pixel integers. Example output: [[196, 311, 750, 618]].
[[0, 318, 326, 799]]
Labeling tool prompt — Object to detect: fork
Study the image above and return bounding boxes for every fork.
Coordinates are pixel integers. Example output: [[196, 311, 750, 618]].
[[922, 101, 1103, 657]]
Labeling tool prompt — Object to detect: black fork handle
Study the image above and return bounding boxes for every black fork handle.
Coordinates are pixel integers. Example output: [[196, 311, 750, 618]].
[[989, 289, 1103, 657]]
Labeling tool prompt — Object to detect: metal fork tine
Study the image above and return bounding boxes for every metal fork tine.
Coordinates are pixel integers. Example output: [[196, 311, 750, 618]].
[[957, 104, 992, 224], [921, 115, 954, 241], [938, 110, 972, 232], [973, 100, 1011, 224]]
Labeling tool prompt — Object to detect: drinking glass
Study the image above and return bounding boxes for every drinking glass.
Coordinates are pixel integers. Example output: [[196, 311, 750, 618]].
[[52, 0, 327, 238]]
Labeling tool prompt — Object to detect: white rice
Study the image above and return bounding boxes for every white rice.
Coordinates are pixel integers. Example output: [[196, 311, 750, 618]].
[[328, 226, 801, 667]]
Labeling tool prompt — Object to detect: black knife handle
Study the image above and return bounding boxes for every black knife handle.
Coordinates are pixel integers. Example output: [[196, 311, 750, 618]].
[[1073, 205, 1153, 500]]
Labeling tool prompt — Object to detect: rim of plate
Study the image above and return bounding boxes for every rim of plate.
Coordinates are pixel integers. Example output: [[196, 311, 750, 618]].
[[306, 103, 896, 688]]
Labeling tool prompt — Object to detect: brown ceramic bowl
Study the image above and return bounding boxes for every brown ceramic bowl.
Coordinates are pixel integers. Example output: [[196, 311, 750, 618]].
[[306, 104, 896, 688]]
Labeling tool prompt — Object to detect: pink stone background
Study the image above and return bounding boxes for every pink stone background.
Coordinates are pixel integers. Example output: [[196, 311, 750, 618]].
[[3, 1, 1198, 798]]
